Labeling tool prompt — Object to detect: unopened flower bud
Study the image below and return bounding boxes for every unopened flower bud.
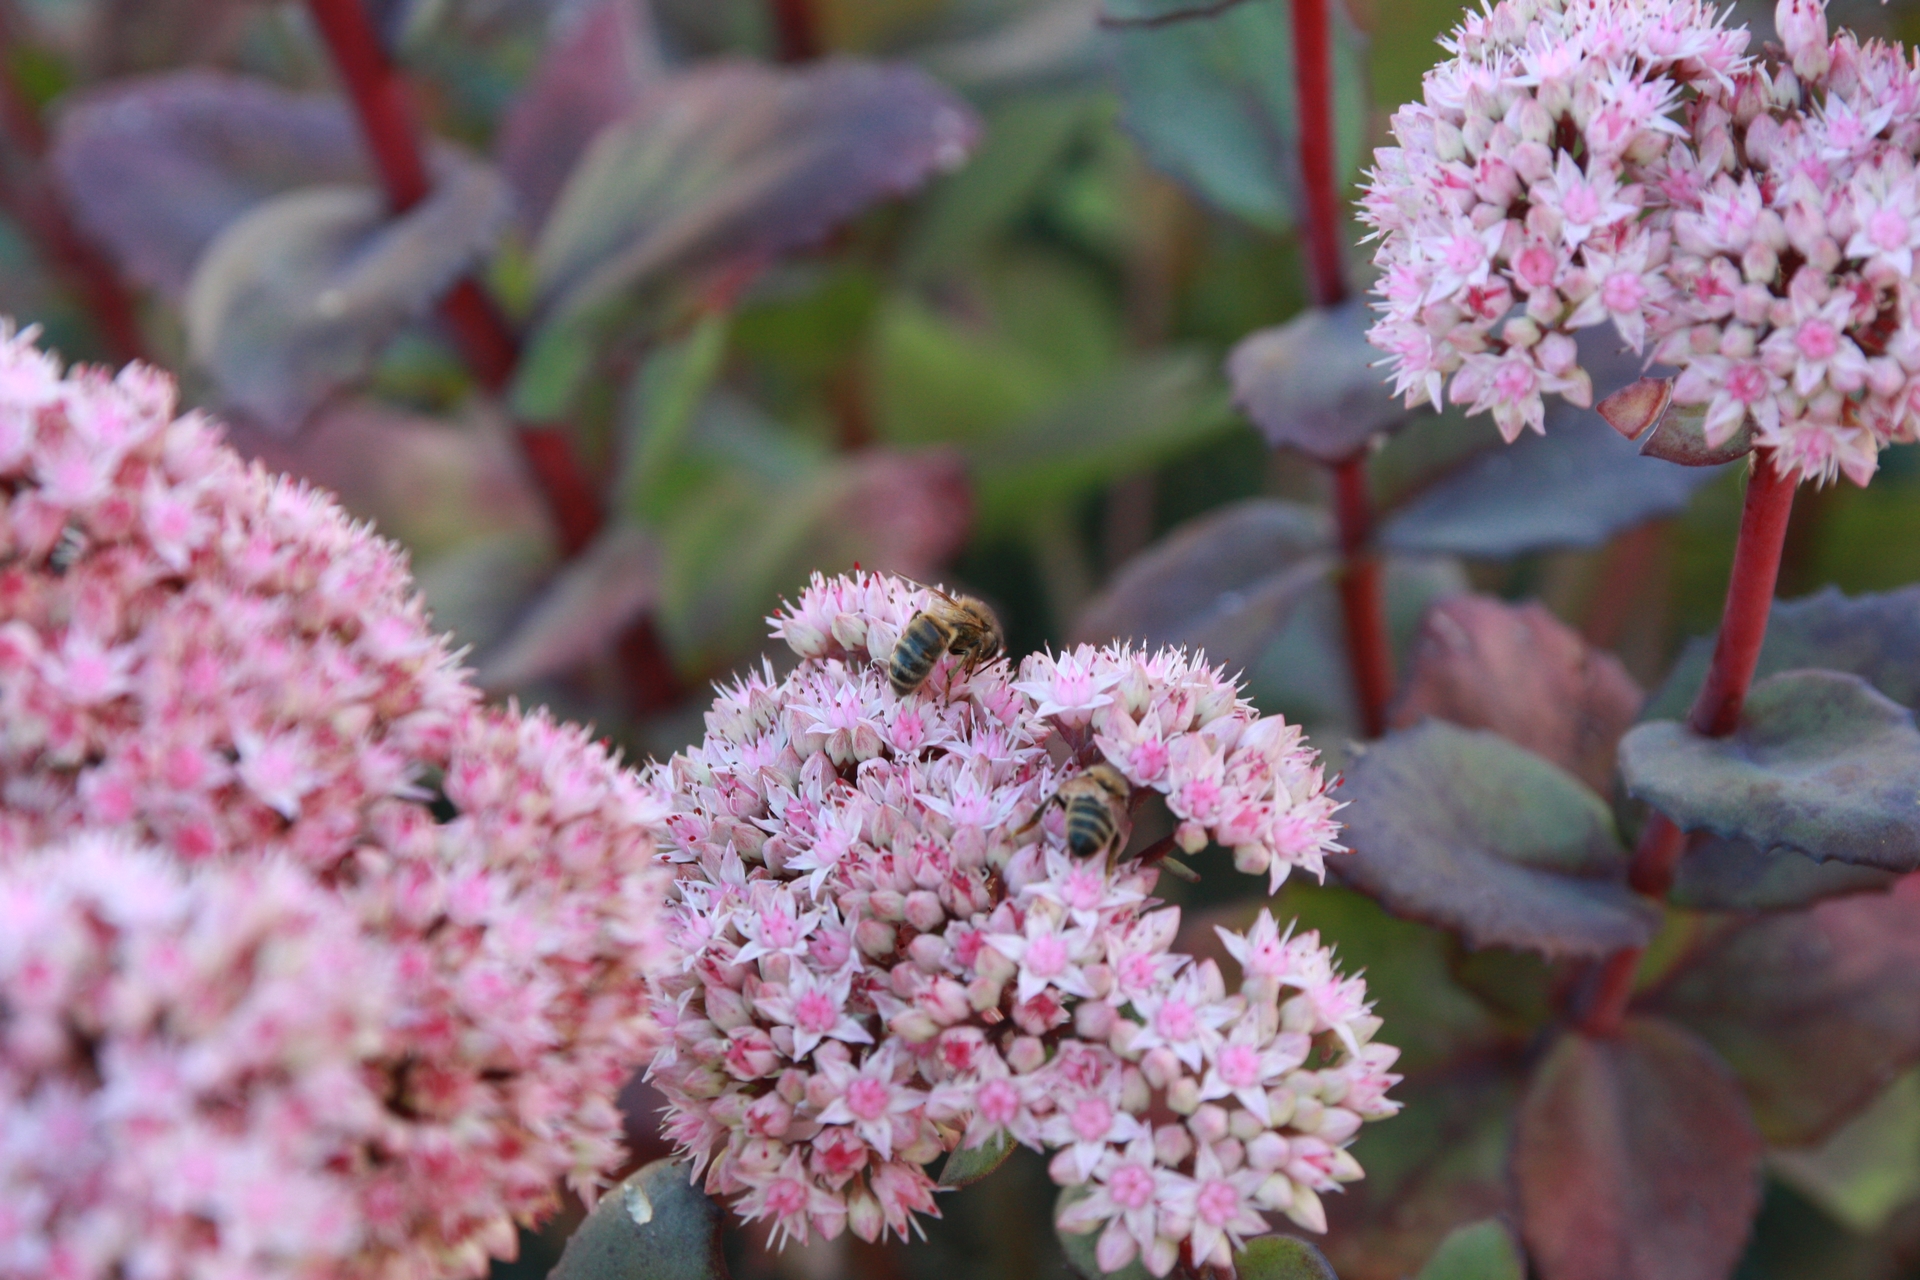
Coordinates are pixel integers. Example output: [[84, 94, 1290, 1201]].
[[1154, 1123, 1194, 1167], [1166, 1076, 1201, 1115], [855, 919, 896, 959], [1008, 1036, 1047, 1074], [1189, 1104, 1229, 1144], [904, 890, 944, 933], [907, 932, 949, 972]]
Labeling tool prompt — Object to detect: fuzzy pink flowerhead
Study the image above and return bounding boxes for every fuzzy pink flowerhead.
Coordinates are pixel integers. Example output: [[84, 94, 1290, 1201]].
[[647, 573, 1394, 1274]]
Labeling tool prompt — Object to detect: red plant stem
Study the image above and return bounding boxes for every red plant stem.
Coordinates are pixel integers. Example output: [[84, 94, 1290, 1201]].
[[768, 0, 820, 61], [1290, 0, 1347, 310], [0, 59, 147, 364], [1583, 451, 1797, 1034], [306, 0, 681, 705], [1332, 451, 1393, 738]]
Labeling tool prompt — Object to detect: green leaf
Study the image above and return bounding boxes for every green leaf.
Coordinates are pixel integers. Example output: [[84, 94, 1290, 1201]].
[[621, 312, 732, 520], [1073, 498, 1332, 678], [1104, 0, 1368, 232], [1414, 1220, 1524, 1280], [1645, 585, 1920, 722], [1514, 1020, 1763, 1280], [1234, 1235, 1339, 1280], [549, 1158, 725, 1280], [1772, 1070, 1920, 1234], [940, 1133, 1014, 1188], [1619, 670, 1920, 871], [1647, 889, 1920, 1145], [1335, 722, 1657, 958], [185, 164, 510, 430]]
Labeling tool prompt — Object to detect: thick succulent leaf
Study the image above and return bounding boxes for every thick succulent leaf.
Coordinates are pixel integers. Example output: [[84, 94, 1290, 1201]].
[[534, 58, 978, 321], [550, 1158, 724, 1280], [1619, 670, 1920, 871], [1771, 1070, 1920, 1234], [1056, 1183, 1152, 1280], [1414, 1220, 1524, 1280], [1668, 834, 1896, 912], [51, 71, 367, 298], [184, 163, 511, 430], [1380, 408, 1723, 557], [497, 0, 660, 234], [1235, 1236, 1339, 1280], [1072, 499, 1332, 677], [1335, 723, 1656, 958], [1640, 401, 1756, 466], [478, 523, 659, 689], [1389, 594, 1643, 794], [1228, 299, 1405, 462], [1646, 584, 1920, 722], [1595, 376, 1672, 440], [1515, 1019, 1763, 1280], [1647, 885, 1920, 1145], [1322, 1063, 1520, 1280], [940, 1134, 1014, 1189], [1102, 0, 1367, 232]]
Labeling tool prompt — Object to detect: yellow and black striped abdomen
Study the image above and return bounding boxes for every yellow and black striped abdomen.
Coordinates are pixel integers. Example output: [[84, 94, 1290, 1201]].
[[1063, 794, 1120, 858], [889, 610, 953, 695]]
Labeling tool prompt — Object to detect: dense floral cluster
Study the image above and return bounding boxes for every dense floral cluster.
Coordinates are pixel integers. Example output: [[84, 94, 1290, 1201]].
[[0, 325, 673, 1279], [648, 573, 1395, 1276], [1361, 0, 1920, 486]]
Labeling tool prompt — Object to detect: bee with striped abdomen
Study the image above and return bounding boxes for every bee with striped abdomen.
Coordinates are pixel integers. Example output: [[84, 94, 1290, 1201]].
[[888, 587, 1004, 696], [1046, 762, 1133, 861]]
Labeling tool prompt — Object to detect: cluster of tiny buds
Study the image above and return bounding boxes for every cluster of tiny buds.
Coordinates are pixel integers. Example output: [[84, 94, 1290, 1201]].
[[1362, 0, 1919, 486], [647, 572, 1395, 1276]]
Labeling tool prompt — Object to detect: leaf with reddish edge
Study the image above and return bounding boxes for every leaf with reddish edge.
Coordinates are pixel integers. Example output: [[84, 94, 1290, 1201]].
[[533, 58, 979, 322], [1515, 1018, 1763, 1280], [1072, 499, 1332, 677], [497, 0, 661, 235], [1619, 671, 1920, 872], [1596, 376, 1672, 440], [1227, 299, 1405, 462], [51, 71, 368, 298], [1645, 585, 1920, 722], [1639, 401, 1757, 466], [1667, 834, 1896, 912], [1389, 594, 1643, 794], [479, 523, 659, 690], [184, 160, 512, 431], [1322, 1062, 1520, 1280], [550, 1157, 725, 1280], [1334, 722, 1658, 958], [1645, 883, 1920, 1145]]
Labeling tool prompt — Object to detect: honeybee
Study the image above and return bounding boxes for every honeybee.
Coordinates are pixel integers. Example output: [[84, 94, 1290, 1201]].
[[888, 586, 1004, 696], [1044, 763, 1133, 861]]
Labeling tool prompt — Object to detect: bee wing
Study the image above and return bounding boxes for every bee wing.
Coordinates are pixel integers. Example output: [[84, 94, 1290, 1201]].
[[892, 573, 957, 606]]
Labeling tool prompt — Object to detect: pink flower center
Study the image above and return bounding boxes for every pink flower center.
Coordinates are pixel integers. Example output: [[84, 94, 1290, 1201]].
[[1513, 245, 1557, 290], [1871, 208, 1910, 251], [793, 991, 838, 1036], [1491, 359, 1536, 400], [1726, 362, 1770, 404], [1110, 1164, 1156, 1211], [1063, 868, 1105, 912], [766, 1178, 808, 1216], [846, 1077, 891, 1122], [1443, 233, 1487, 275], [976, 1078, 1019, 1125], [1796, 321, 1839, 361], [1601, 271, 1645, 313], [761, 909, 797, 948], [1196, 1180, 1241, 1227], [1026, 933, 1068, 979], [1219, 1044, 1262, 1089], [1155, 999, 1196, 1042], [1561, 180, 1602, 225], [1071, 1097, 1113, 1143]]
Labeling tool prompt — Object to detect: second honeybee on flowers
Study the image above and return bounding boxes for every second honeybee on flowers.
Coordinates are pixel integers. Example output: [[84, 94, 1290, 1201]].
[[1041, 762, 1133, 860], [888, 587, 1004, 695]]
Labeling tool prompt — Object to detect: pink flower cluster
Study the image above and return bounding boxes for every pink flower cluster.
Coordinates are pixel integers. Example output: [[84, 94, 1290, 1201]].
[[647, 573, 1395, 1276], [1361, 0, 1920, 486], [0, 325, 673, 1279]]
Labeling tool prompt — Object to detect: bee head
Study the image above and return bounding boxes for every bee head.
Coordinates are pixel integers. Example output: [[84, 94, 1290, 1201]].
[[1083, 762, 1130, 799]]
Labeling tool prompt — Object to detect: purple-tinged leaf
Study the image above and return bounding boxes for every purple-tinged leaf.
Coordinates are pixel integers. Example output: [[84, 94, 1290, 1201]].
[[550, 1157, 725, 1280], [1389, 595, 1643, 794], [1228, 299, 1405, 462], [1638, 401, 1756, 466], [1620, 670, 1920, 872], [534, 58, 979, 321], [185, 159, 511, 431], [1596, 376, 1670, 440], [1647, 884, 1920, 1144], [1646, 585, 1920, 722], [1072, 499, 1332, 677], [1668, 834, 1896, 913], [480, 524, 659, 690], [1335, 722, 1657, 958], [498, 0, 661, 234], [51, 71, 366, 299], [1514, 1019, 1763, 1280]]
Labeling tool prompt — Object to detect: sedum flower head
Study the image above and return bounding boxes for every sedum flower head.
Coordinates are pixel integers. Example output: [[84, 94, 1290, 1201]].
[[649, 573, 1395, 1276], [0, 324, 674, 1279], [1361, 0, 1920, 486]]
